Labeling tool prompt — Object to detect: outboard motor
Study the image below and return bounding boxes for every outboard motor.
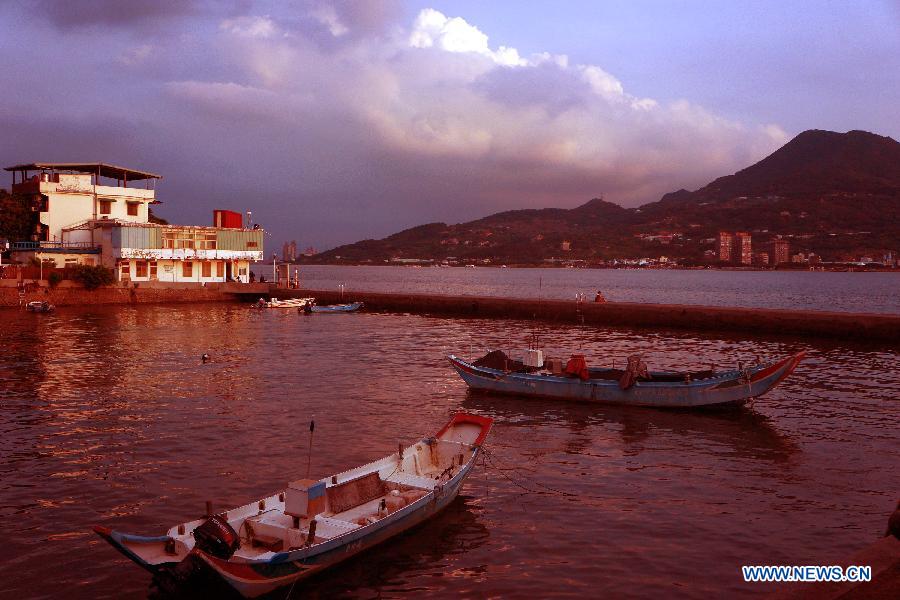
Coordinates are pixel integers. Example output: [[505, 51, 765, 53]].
[[193, 515, 240, 559]]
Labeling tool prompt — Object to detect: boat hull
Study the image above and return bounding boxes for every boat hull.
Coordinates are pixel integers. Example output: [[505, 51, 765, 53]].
[[448, 353, 804, 408], [310, 302, 363, 313]]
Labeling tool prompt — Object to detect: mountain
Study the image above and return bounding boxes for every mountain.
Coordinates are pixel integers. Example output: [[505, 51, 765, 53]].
[[312, 130, 900, 264]]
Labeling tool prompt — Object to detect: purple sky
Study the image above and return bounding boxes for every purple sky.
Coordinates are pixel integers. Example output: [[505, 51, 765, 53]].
[[1, 1, 897, 250]]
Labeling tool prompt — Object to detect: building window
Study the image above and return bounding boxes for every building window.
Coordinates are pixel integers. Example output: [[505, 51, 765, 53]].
[[216, 261, 224, 277], [135, 261, 148, 278], [121, 261, 130, 277], [150, 261, 157, 279], [201, 261, 211, 278], [99, 200, 112, 215], [247, 241, 258, 248], [182, 261, 193, 278], [83, 258, 95, 266], [162, 229, 217, 249], [127, 202, 139, 216]]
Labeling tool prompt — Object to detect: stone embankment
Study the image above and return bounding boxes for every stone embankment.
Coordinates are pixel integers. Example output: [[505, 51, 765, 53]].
[[274, 288, 900, 343], [0, 280, 269, 307]]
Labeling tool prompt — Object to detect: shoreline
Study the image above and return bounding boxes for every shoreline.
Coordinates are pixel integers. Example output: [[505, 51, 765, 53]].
[[2, 282, 897, 343], [288, 262, 900, 273]]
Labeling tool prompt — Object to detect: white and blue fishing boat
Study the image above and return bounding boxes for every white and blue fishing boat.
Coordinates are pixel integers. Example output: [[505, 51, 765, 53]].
[[309, 301, 363, 313], [448, 351, 804, 408], [93, 413, 492, 598]]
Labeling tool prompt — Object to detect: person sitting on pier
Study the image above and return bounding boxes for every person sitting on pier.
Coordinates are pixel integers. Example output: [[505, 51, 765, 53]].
[[594, 290, 607, 303]]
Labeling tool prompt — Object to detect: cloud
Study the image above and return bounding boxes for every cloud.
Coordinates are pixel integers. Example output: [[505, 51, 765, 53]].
[[0, 3, 790, 249], [118, 44, 153, 66], [220, 15, 276, 38], [25, 0, 207, 29], [409, 8, 525, 66]]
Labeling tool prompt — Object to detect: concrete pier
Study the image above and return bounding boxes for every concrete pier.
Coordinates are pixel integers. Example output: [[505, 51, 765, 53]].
[[274, 288, 900, 343], [0, 280, 270, 307]]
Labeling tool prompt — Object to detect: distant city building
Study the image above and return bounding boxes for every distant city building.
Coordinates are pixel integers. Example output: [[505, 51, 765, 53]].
[[717, 231, 734, 262], [754, 252, 769, 266], [773, 239, 790, 264], [736, 232, 752, 265], [560, 240, 571, 251]]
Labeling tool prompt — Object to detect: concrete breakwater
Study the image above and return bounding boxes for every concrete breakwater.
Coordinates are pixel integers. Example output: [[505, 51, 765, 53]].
[[0, 280, 269, 307], [276, 288, 900, 343]]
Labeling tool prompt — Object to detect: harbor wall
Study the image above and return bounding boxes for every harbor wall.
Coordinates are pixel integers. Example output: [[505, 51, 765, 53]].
[[276, 288, 900, 343], [0, 280, 269, 307]]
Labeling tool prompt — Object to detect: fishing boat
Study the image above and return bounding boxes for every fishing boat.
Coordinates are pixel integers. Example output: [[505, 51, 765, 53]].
[[93, 413, 493, 598], [309, 302, 363, 313], [25, 300, 55, 313], [448, 350, 804, 408]]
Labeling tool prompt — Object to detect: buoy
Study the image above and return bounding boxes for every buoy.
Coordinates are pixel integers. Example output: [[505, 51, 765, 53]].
[[201, 353, 210, 363]]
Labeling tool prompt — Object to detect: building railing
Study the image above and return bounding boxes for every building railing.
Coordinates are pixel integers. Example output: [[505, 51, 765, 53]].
[[11, 241, 101, 251]]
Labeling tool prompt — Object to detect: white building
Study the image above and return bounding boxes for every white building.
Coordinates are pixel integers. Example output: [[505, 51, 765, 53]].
[[4, 162, 263, 283]]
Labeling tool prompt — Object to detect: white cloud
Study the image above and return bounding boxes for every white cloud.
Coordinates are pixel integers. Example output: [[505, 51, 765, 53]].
[[118, 44, 152, 66], [310, 4, 348, 37], [219, 15, 276, 38], [409, 8, 526, 66]]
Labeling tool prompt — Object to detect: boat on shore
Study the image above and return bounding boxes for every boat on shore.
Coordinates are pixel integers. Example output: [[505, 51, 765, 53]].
[[448, 351, 804, 408], [309, 301, 363, 313], [93, 413, 493, 598]]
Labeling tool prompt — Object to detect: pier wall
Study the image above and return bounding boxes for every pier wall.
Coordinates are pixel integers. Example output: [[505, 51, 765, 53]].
[[0, 280, 269, 307], [276, 288, 900, 343]]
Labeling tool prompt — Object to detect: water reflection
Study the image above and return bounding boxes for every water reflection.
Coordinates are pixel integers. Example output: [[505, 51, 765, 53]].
[[0, 304, 896, 599], [463, 390, 797, 463]]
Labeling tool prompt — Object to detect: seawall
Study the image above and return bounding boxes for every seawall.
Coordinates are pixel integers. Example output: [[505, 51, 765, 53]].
[[275, 288, 900, 343], [0, 280, 269, 307]]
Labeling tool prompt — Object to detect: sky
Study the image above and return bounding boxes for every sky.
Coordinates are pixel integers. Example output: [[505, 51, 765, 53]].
[[1, 1, 897, 250]]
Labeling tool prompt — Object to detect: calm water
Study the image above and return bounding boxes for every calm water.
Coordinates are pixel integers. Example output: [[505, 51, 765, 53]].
[[257, 265, 900, 314], [0, 304, 898, 599]]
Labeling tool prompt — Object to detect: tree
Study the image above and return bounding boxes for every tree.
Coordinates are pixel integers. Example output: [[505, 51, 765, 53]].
[[0, 190, 35, 241]]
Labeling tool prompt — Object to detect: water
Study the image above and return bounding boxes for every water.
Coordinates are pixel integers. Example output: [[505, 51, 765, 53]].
[[0, 304, 897, 599], [256, 265, 900, 314]]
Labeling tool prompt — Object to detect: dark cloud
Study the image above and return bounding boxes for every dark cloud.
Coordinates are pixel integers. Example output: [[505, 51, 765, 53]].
[[24, 0, 249, 30]]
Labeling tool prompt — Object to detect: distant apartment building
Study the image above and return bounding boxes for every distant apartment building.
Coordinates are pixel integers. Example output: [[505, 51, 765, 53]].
[[4, 162, 263, 282], [717, 231, 734, 262], [716, 231, 752, 265], [736, 232, 752, 265], [282, 240, 298, 262], [754, 252, 769, 266], [773, 239, 790, 264]]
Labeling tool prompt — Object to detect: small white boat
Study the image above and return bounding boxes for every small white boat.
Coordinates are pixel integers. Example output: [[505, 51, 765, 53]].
[[94, 413, 493, 598], [253, 297, 315, 309], [25, 301, 55, 313]]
